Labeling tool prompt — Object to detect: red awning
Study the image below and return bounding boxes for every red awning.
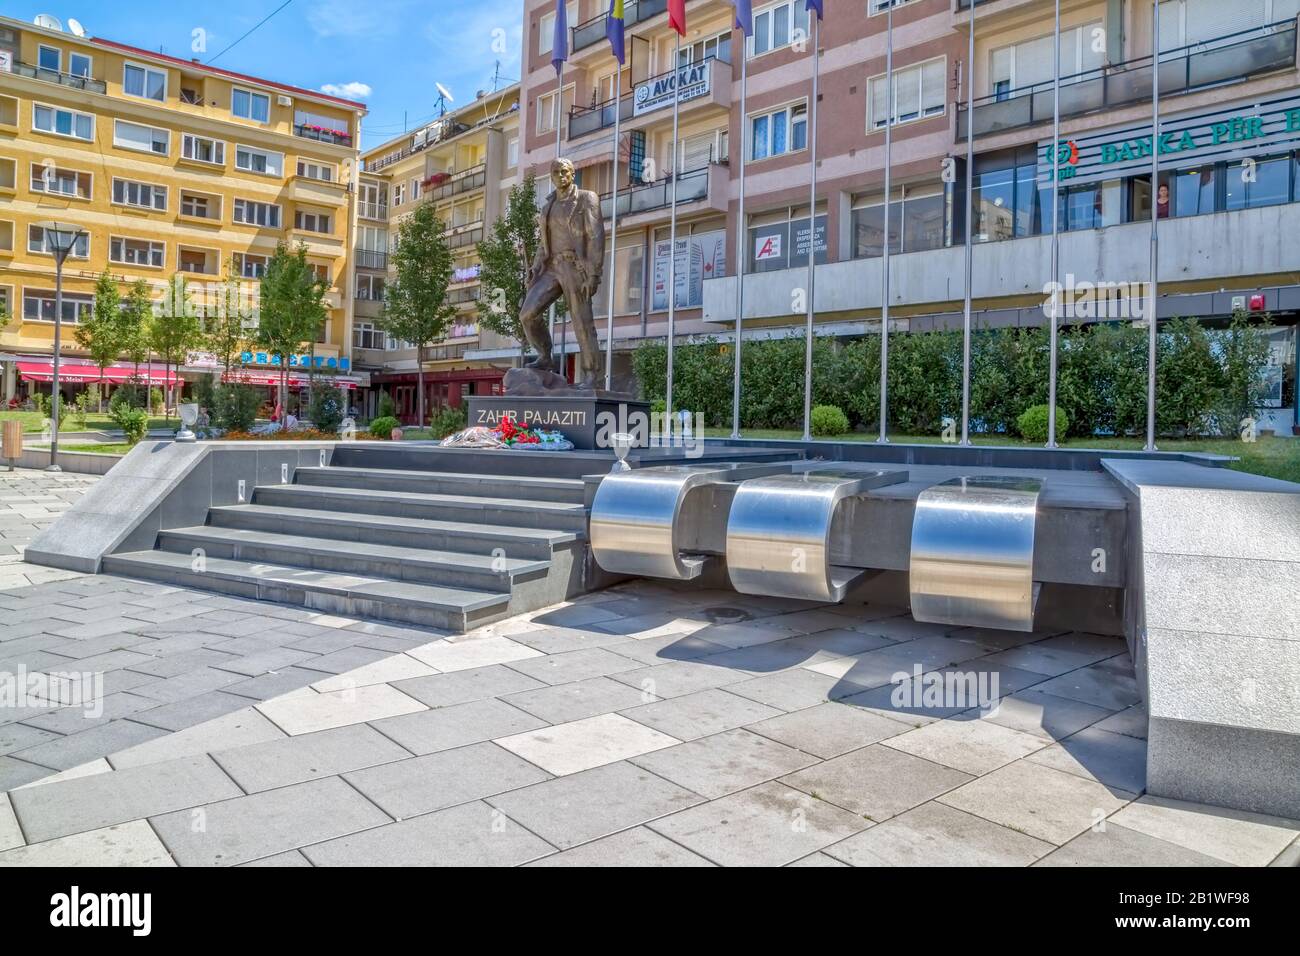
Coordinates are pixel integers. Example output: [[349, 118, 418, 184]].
[[16, 361, 180, 385]]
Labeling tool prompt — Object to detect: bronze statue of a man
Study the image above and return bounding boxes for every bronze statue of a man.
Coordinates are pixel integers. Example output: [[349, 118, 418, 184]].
[[519, 158, 606, 389]]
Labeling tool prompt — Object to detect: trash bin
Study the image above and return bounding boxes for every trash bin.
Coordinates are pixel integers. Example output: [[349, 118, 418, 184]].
[[2, 419, 22, 470]]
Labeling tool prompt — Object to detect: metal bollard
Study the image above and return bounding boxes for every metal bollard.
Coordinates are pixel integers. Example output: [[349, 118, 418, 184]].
[[2, 419, 22, 471]]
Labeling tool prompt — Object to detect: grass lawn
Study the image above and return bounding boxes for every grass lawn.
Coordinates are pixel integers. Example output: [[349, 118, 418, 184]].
[[1, 410, 173, 433], [59, 443, 133, 455], [702, 428, 1299, 483]]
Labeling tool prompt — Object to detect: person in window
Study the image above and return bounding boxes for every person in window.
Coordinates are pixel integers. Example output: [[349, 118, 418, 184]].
[[1156, 183, 1171, 219]]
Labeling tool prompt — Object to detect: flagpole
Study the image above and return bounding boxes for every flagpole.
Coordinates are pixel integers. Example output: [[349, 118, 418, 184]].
[[550, 61, 563, 370], [1046, 0, 1061, 449], [960, 0, 975, 446], [878, 4, 894, 443], [730, 44, 748, 440], [1145, 2, 1160, 451], [665, 34, 682, 422], [801, 13, 820, 442], [605, 58, 622, 391]]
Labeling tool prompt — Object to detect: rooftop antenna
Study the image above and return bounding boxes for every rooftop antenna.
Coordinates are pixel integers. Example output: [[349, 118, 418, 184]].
[[66, 18, 86, 37], [34, 13, 63, 30], [434, 82, 454, 117]]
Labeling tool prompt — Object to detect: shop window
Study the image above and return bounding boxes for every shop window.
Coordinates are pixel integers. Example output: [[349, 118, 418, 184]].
[[1225, 155, 1291, 211]]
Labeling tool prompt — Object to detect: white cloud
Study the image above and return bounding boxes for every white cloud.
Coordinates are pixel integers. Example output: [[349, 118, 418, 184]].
[[321, 81, 373, 100]]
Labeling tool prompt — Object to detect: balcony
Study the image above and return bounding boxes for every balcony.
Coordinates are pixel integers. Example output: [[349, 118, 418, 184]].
[[358, 201, 388, 221], [9, 60, 106, 95], [600, 162, 728, 222], [573, 0, 668, 53], [355, 249, 388, 270], [446, 221, 485, 250], [958, 20, 1298, 140], [425, 164, 487, 203], [570, 56, 731, 141], [294, 123, 353, 147]]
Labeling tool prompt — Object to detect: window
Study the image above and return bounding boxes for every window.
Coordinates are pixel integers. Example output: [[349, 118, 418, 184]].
[[990, 23, 1104, 97], [182, 133, 225, 165], [233, 199, 281, 227], [180, 192, 218, 219], [28, 225, 89, 258], [294, 211, 331, 233], [536, 85, 575, 135], [748, 205, 828, 272], [393, 183, 406, 206], [356, 274, 386, 301], [24, 289, 93, 324], [410, 177, 422, 201], [869, 58, 946, 129], [973, 146, 1043, 242], [852, 187, 947, 259], [180, 87, 202, 105], [749, 103, 807, 161], [353, 322, 385, 350], [750, 1, 809, 57], [33, 104, 93, 141], [123, 62, 167, 102], [178, 248, 217, 275], [296, 160, 335, 182], [37, 45, 60, 73], [1226, 155, 1291, 210], [237, 253, 269, 278], [112, 178, 168, 211], [1157, 0, 1292, 51], [1172, 166, 1218, 217], [235, 145, 284, 176], [679, 32, 732, 66], [114, 119, 170, 155], [538, 2, 578, 56], [232, 87, 270, 123], [69, 53, 92, 78], [110, 236, 165, 267], [30, 164, 92, 199], [507, 137, 519, 167]]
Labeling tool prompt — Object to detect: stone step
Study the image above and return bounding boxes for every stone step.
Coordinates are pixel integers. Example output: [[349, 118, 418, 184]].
[[209, 504, 578, 561], [156, 526, 550, 593], [294, 466, 587, 504], [102, 550, 510, 632], [253, 484, 589, 533]]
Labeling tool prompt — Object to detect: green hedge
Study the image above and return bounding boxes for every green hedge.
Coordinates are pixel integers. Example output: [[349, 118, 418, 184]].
[[630, 312, 1274, 439]]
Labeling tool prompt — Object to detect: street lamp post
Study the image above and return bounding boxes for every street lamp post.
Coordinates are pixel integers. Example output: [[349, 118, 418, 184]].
[[37, 222, 86, 473]]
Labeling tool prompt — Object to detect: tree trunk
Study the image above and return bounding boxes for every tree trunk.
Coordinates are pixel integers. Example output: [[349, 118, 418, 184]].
[[280, 362, 289, 431], [416, 344, 426, 431]]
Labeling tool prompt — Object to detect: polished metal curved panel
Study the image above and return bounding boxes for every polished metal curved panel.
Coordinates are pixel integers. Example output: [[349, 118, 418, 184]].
[[590, 465, 734, 580], [909, 476, 1043, 632], [726, 469, 907, 603]]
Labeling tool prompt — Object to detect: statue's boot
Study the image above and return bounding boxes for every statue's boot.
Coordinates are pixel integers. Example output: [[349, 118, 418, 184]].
[[524, 354, 557, 373]]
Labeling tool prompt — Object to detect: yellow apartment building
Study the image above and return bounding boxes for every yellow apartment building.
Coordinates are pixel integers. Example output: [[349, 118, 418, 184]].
[[0, 13, 367, 405], [355, 83, 520, 423]]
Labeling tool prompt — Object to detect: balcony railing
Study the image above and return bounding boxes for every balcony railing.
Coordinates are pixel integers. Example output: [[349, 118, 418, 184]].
[[600, 163, 719, 219], [446, 221, 485, 250], [448, 287, 481, 306], [358, 201, 388, 221], [425, 164, 487, 202], [354, 249, 388, 270], [958, 20, 1298, 139], [573, 0, 668, 52], [10, 60, 107, 94], [294, 123, 353, 146], [570, 55, 727, 139]]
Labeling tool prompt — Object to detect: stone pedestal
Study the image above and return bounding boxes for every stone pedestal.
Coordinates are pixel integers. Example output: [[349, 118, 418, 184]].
[[467, 393, 650, 450]]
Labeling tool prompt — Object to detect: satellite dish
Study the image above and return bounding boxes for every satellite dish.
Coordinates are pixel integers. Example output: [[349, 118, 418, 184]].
[[435, 83, 454, 103], [67, 18, 86, 36], [34, 13, 64, 30]]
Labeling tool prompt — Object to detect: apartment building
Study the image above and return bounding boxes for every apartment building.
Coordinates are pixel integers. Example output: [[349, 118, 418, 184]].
[[519, 0, 1298, 433], [0, 13, 367, 404], [355, 85, 521, 423]]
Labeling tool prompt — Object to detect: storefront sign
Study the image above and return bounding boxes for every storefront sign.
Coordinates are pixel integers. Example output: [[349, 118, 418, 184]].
[[240, 351, 351, 372], [1038, 90, 1300, 186], [634, 61, 712, 117]]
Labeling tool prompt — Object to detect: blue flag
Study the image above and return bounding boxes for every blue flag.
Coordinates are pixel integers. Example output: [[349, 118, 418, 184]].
[[805, 0, 823, 19], [607, 0, 626, 65], [733, 0, 753, 36], [552, 0, 569, 75]]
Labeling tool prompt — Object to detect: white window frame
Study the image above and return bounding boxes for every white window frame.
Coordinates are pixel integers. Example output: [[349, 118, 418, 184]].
[[29, 162, 92, 200], [867, 55, 947, 131], [179, 190, 221, 220], [113, 119, 171, 156], [111, 177, 168, 212], [32, 102, 94, 141], [234, 144, 285, 177], [294, 210, 332, 233], [181, 133, 226, 166], [537, 83, 575, 135], [123, 61, 167, 102], [990, 22, 1104, 96], [538, 2, 578, 57], [393, 183, 406, 206], [23, 288, 93, 325], [233, 198, 282, 228], [27, 225, 89, 259], [109, 235, 166, 268], [507, 137, 519, 167], [748, 1, 810, 59], [237, 253, 270, 279], [37, 45, 60, 73], [295, 159, 335, 182], [747, 100, 808, 162], [231, 87, 271, 123], [69, 52, 92, 78]]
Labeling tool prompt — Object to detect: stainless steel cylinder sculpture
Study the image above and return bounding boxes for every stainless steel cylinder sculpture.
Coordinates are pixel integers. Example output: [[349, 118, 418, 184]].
[[727, 469, 907, 603], [909, 476, 1043, 632]]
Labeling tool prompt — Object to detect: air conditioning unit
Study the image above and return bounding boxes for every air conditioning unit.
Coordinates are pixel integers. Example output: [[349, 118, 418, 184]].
[[277, 94, 293, 107]]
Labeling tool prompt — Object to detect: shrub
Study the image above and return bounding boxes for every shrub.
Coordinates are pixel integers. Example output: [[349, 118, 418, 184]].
[[222, 428, 337, 442], [367, 415, 400, 440], [376, 392, 396, 419], [1017, 404, 1069, 443], [114, 407, 149, 446], [309, 387, 346, 434], [148, 386, 164, 414], [212, 383, 261, 433], [428, 405, 468, 439], [810, 404, 850, 437]]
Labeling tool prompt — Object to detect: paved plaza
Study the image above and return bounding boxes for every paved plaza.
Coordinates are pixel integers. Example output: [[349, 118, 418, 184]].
[[1, 468, 1297, 867]]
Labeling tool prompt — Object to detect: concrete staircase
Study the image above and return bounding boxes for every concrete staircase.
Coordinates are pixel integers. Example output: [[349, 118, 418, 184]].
[[102, 464, 589, 632]]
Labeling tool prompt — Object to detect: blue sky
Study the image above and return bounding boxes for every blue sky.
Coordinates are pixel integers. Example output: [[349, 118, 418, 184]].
[[9, 0, 524, 149]]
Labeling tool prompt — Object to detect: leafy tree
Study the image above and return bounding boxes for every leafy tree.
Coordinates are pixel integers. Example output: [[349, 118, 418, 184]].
[[256, 242, 328, 429], [75, 271, 122, 411], [147, 275, 206, 422], [208, 256, 254, 377], [116, 279, 153, 407], [1214, 309, 1274, 437], [382, 202, 456, 427]]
